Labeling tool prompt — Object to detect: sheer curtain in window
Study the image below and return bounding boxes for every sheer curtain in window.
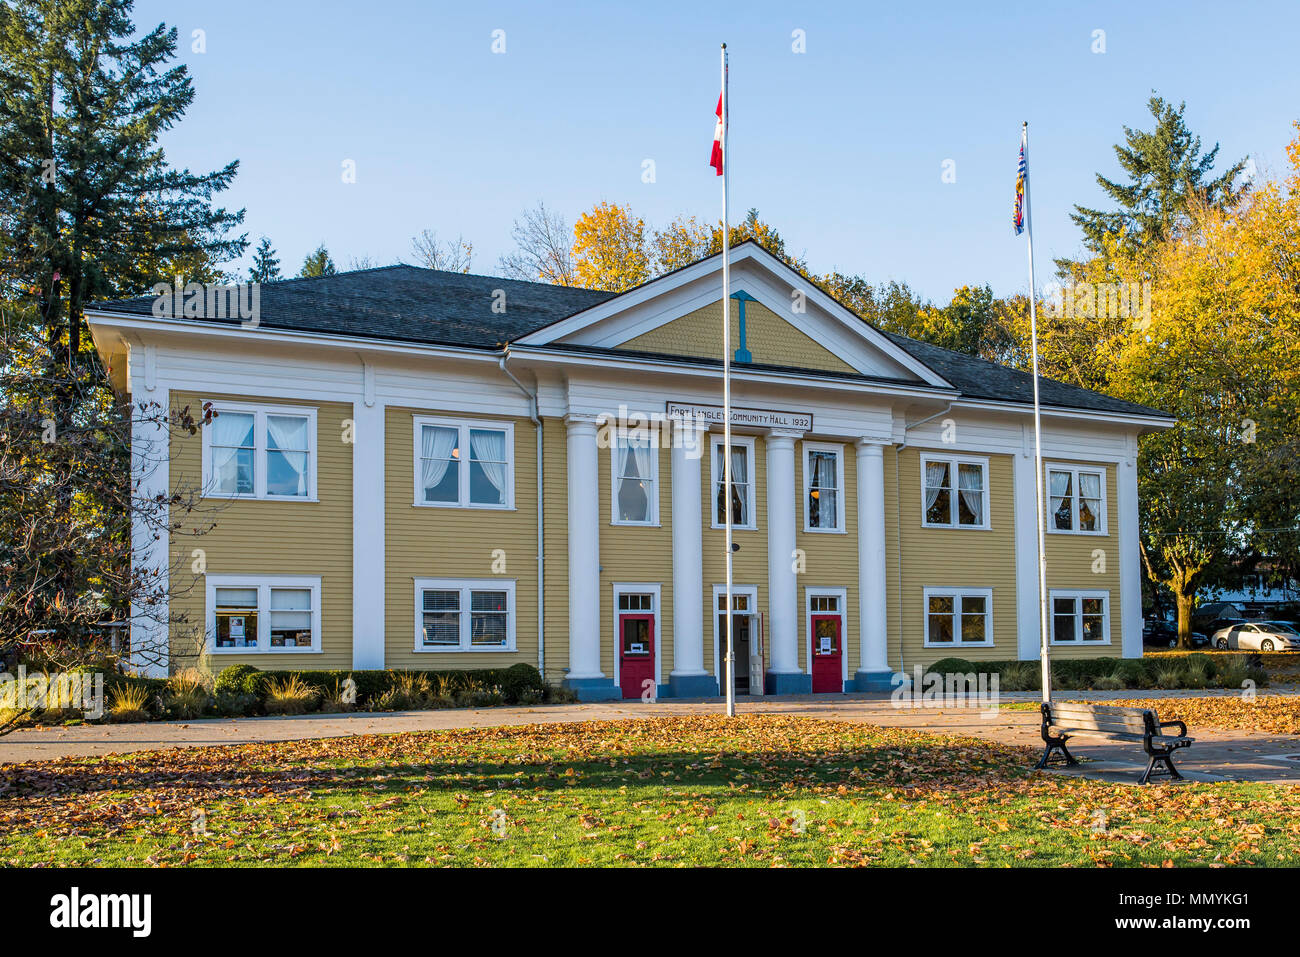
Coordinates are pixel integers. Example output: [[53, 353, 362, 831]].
[[813, 451, 837, 526], [1049, 471, 1072, 529], [470, 429, 507, 503], [1078, 472, 1102, 530], [421, 425, 458, 499], [211, 412, 254, 493], [924, 461, 947, 511], [957, 464, 983, 525], [266, 415, 309, 496]]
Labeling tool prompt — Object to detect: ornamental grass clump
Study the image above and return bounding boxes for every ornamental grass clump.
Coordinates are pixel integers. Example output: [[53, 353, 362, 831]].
[[263, 674, 319, 715]]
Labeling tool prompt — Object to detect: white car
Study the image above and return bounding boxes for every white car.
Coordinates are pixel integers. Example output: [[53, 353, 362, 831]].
[[1212, 621, 1300, 652]]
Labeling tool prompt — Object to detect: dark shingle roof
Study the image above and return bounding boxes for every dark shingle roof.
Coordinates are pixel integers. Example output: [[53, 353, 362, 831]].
[[90, 262, 1169, 420], [879, 332, 1166, 418], [90, 264, 615, 349]]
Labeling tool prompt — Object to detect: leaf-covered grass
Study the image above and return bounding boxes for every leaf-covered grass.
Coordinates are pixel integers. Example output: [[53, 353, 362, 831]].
[[1107, 695, 1300, 736], [1, 715, 1297, 867]]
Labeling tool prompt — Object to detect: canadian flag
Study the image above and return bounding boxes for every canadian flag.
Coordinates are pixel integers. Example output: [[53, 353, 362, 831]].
[[710, 93, 724, 175]]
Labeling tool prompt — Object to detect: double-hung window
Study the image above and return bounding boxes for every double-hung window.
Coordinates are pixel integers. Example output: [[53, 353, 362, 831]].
[[1047, 464, 1106, 533], [710, 435, 756, 529], [923, 588, 994, 647], [414, 417, 514, 509], [921, 454, 989, 528], [204, 403, 316, 500], [804, 443, 845, 532], [207, 575, 321, 653], [612, 433, 658, 524], [1050, 591, 1109, 644], [414, 578, 516, 651]]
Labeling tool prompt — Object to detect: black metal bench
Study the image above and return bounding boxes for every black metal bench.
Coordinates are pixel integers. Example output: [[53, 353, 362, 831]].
[[1036, 700, 1193, 785]]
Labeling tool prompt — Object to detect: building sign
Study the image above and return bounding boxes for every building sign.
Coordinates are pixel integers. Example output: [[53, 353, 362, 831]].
[[665, 401, 813, 432]]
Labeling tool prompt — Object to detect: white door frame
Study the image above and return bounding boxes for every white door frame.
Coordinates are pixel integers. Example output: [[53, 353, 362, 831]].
[[611, 582, 663, 694], [805, 586, 849, 684], [711, 583, 759, 686]]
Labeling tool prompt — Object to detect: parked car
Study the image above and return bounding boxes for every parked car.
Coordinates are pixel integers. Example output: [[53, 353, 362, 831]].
[[1143, 619, 1208, 648], [1212, 621, 1300, 652]]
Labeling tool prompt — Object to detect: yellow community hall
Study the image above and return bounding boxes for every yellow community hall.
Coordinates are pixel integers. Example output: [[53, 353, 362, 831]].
[[87, 241, 1171, 699]]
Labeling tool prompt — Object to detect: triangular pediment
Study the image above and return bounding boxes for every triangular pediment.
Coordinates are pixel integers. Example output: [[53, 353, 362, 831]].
[[516, 243, 947, 385]]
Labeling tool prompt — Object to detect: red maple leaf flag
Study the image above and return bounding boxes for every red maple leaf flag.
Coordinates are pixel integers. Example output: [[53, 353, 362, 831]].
[[710, 93, 724, 175]]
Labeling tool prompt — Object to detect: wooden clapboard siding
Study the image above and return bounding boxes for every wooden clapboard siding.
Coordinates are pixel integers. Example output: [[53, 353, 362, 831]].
[[617, 299, 858, 375], [597, 438, 674, 687], [894, 447, 1018, 666], [795, 441, 858, 680], [168, 391, 353, 673], [383, 407, 538, 670], [541, 419, 571, 686], [1044, 460, 1123, 658]]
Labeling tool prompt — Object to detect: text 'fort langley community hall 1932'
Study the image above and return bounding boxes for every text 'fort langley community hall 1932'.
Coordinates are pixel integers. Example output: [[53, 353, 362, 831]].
[[85, 241, 1173, 700]]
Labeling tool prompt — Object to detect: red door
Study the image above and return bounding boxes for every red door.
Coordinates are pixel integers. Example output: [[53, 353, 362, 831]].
[[811, 615, 842, 693], [619, 613, 655, 700]]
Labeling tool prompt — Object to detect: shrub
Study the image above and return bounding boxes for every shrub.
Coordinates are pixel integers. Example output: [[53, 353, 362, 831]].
[[926, 657, 978, 675], [545, 684, 578, 704], [998, 662, 1040, 692], [264, 675, 319, 715], [1115, 659, 1151, 688], [318, 678, 357, 714], [517, 687, 544, 705], [500, 663, 545, 703], [162, 668, 211, 719], [1180, 665, 1208, 689], [213, 690, 258, 717], [1092, 672, 1125, 691], [1183, 653, 1216, 680], [107, 683, 152, 723], [214, 664, 264, 698], [1153, 666, 1185, 689]]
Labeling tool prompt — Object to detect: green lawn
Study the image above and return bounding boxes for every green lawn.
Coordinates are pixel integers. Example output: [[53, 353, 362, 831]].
[[2, 715, 1297, 867]]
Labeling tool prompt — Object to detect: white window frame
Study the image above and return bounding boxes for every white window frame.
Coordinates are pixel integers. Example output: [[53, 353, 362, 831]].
[[413, 577, 517, 652], [412, 416, 515, 510], [609, 434, 660, 526], [709, 434, 757, 530], [611, 582, 662, 692], [1049, 589, 1111, 645], [804, 586, 848, 681], [922, 587, 995, 648], [205, 574, 322, 654], [201, 401, 318, 501], [803, 442, 846, 533], [919, 453, 990, 530], [1045, 463, 1108, 536]]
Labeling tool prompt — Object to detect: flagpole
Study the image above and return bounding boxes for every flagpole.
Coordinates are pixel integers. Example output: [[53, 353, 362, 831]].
[[1023, 121, 1052, 704], [721, 43, 735, 719]]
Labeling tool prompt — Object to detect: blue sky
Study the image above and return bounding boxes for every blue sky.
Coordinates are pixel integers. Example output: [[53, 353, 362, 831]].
[[132, 0, 1300, 302]]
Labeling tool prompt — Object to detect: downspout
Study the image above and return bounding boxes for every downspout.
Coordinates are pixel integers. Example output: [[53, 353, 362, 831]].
[[894, 401, 955, 680], [499, 353, 545, 678]]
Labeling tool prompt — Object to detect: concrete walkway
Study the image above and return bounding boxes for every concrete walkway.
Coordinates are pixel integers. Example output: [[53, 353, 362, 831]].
[[4, 692, 1300, 784]]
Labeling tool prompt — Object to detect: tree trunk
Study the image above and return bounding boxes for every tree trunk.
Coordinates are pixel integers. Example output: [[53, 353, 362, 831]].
[[1175, 588, 1196, 650]]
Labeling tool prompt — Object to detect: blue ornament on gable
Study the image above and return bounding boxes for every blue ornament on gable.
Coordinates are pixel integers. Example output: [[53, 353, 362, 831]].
[[730, 289, 756, 364]]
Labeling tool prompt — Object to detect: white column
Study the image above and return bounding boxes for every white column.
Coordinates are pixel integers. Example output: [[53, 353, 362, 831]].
[[1013, 436, 1043, 661], [1118, 445, 1143, 659], [565, 414, 604, 681], [352, 396, 386, 669], [765, 430, 803, 687], [128, 357, 169, 678], [669, 419, 713, 694], [855, 440, 890, 686]]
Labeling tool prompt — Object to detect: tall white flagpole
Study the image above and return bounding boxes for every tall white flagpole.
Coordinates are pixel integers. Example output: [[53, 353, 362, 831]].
[[721, 43, 735, 718], [1023, 121, 1052, 704]]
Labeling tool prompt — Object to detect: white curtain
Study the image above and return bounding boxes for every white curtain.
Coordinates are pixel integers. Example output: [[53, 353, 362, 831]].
[[266, 415, 309, 496], [1049, 470, 1072, 527], [631, 437, 654, 488], [814, 452, 837, 526], [211, 412, 253, 490], [924, 461, 947, 510], [422, 425, 458, 495], [470, 429, 507, 500], [1079, 472, 1101, 529], [958, 464, 983, 525]]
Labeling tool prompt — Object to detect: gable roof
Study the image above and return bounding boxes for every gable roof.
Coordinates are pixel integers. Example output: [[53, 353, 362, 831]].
[[87, 248, 1170, 421]]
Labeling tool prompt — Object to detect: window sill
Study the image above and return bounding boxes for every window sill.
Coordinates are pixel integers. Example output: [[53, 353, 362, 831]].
[[202, 494, 319, 504], [412, 502, 516, 511], [1049, 640, 1111, 647], [1047, 528, 1109, 537], [920, 523, 992, 532], [802, 526, 847, 535], [710, 524, 759, 532], [413, 646, 517, 653], [923, 642, 995, 649], [206, 647, 323, 654]]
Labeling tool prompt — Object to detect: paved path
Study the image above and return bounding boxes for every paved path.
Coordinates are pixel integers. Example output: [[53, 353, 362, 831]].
[[4, 692, 1300, 784]]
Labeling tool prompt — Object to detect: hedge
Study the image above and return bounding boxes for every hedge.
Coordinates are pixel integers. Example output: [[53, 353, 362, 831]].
[[923, 654, 1267, 690], [213, 662, 545, 706]]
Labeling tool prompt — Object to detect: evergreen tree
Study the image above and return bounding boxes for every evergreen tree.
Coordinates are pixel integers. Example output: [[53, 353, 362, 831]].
[[0, 0, 246, 371], [248, 236, 282, 283], [1068, 95, 1247, 261], [299, 244, 337, 278]]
